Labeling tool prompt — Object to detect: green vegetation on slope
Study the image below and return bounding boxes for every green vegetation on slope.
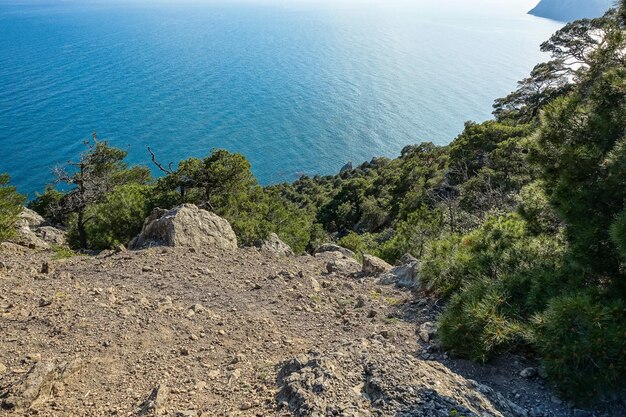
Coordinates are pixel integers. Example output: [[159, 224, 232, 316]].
[[0, 173, 26, 242], [1, 0, 624, 403]]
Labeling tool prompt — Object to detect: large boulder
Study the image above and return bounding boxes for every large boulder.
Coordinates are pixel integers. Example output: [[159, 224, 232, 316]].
[[325, 256, 361, 275], [129, 204, 237, 251], [379, 255, 420, 287], [314, 243, 355, 259], [11, 208, 66, 249], [258, 233, 294, 257], [362, 254, 392, 275], [17, 207, 45, 228]]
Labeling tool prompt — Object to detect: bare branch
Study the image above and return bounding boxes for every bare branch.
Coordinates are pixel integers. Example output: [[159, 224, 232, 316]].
[[148, 147, 175, 174]]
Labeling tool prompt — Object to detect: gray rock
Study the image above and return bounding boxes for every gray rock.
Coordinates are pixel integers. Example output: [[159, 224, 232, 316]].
[[17, 207, 45, 228], [129, 204, 237, 251], [278, 350, 527, 417], [419, 322, 437, 343], [326, 257, 361, 275], [395, 253, 418, 266], [139, 384, 168, 416], [519, 367, 537, 379], [378, 260, 420, 287], [314, 244, 356, 259], [340, 161, 353, 174], [11, 208, 66, 249], [258, 233, 294, 257], [3, 360, 57, 410], [362, 254, 392, 275], [36, 226, 66, 246], [310, 277, 321, 292]]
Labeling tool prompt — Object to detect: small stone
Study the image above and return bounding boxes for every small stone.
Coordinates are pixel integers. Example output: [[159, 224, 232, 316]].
[[190, 303, 204, 313], [354, 295, 366, 308], [240, 402, 253, 410], [194, 381, 207, 391], [419, 322, 436, 343], [231, 353, 246, 364], [550, 395, 563, 405], [310, 277, 321, 292], [175, 410, 197, 417], [38, 298, 52, 307], [141, 266, 153, 273], [520, 367, 537, 379], [40, 261, 53, 274], [26, 353, 41, 363], [0, 363, 6, 374]]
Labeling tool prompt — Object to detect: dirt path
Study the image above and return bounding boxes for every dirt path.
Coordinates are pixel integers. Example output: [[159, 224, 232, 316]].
[[0, 244, 622, 416]]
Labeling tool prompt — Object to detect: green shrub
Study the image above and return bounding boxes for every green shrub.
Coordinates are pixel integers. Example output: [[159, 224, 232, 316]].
[[69, 183, 152, 249], [609, 210, 626, 260], [438, 278, 530, 362], [0, 174, 25, 242], [28, 185, 65, 223], [307, 223, 329, 251], [338, 232, 379, 260], [421, 214, 529, 296], [517, 181, 561, 235], [378, 206, 443, 262], [430, 214, 568, 362], [420, 233, 473, 296], [533, 294, 626, 401]]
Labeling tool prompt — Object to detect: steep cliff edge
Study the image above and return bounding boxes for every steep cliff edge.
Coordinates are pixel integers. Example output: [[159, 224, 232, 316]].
[[529, 0, 614, 21]]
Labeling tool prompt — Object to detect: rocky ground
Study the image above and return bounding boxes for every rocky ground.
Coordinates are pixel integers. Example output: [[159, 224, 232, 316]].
[[1, 242, 624, 417]]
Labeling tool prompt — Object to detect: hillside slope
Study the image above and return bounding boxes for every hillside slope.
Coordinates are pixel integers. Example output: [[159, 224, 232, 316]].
[[529, 0, 614, 21], [0, 243, 621, 416]]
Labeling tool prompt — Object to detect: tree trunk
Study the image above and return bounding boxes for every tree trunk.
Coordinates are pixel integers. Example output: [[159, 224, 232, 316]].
[[77, 210, 87, 248]]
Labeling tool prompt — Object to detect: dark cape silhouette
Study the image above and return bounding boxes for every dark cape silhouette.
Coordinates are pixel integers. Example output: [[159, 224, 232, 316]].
[[529, 0, 614, 21]]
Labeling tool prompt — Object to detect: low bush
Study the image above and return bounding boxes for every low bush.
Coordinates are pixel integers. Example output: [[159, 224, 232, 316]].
[[533, 294, 626, 401], [68, 183, 152, 249], [0, 174, 25, 242], [438, 278, 530, 362]]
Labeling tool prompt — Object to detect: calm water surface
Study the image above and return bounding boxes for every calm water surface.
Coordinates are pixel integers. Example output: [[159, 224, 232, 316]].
[[0, 0, 562, 196]]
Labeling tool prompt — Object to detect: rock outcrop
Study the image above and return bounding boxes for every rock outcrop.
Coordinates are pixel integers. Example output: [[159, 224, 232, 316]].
[[362, 254, 392, 275], [129, 204, 237, 251], [11, 207, 66, 249], [277, 347, 528, 417], [379, 254, 420, 287], [2, 359, 83, 412], [258, 233, 294, 257], [314, 243, 356, 259]]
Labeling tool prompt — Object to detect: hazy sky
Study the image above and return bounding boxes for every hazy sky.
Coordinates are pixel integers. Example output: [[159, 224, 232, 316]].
[[0, 0, 544, 14]]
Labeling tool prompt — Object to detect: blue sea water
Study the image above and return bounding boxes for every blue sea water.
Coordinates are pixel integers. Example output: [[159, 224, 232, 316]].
[[0, 0, 562, 196]]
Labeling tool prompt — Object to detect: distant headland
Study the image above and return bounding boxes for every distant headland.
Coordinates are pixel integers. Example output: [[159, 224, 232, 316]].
[[529, 0, 614, 21]]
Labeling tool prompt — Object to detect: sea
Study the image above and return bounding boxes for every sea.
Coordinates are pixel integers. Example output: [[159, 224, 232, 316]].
[[0, 0, 562, 196]]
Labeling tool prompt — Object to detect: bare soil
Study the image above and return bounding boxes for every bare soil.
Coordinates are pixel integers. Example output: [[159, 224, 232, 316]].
[[0, 244, 623, 416]]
